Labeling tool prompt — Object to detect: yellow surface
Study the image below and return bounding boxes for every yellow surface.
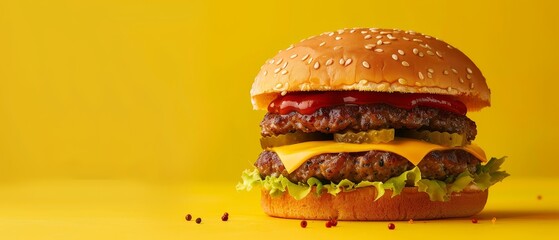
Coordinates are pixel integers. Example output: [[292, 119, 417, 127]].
[[0, 178, 557, 239]]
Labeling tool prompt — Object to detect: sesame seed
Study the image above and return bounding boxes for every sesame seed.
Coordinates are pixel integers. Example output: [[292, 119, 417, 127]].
[[467, 67, 473, 74], [362, 61, 370, 69], [387, 34, 396, 40], [398, 78, 407, 84], [413, 48, 419, 55], [349, 29, 356, 33], [364, 34, 372, 39], [380, 31, 390, 34], [398, 50, 405, 55], [376, 35, 383, 39], [459, 77, 465, 83], [337, 29, 345, 34], [361, 30, 368, 34], [401, 61, 410, 67], [319, 42, 326, 47], [425, 35, 432, 39], [370, 28, 379, 32], [328, 32, 334, 37], [344, 58, 352, 66], [301, 54, 310, 61], [269, 59, 275, 64], [281, 69, 288, 75], [374, 49, 384, 53], [276, 58, 283, 65], [307, 57, 313, 64], [451, 68, 458, 74], [325, 59, 334, 66], [415, 82, 422, 86], [392, 54, 399, 61], [428, 68, 434, 73], [313, 62, 320, 69], [339, 58, 345, 65], [383, 41, 390, 45], [359, 79, 368, 85], [334, 46, 343, 50], [274, 68, 281, 74], [335, 36, 342, 40], [420, 44, 428, 48], [365, 44, 376, 50], [281, 62, 288, 69], [426, 50, 434, 56], [403, 37, 410, 41], [290, 54, 298, 59], [467, 74, 472, 80], [286, 45, 294, 51], [427, 72, 433, 78], [281, 91, 287, 96], [275, 83, 283, 89], [470, 83, 475, 89], [263, 70, 268, 76], [377, 40, 383, 45], [412, 38, 423, 42], [443, 70, 449, 75], [418, 52, 424, 57], [447, 44, 454, 49], [418, 72, 425, 80], [436, 51, 443, 57]]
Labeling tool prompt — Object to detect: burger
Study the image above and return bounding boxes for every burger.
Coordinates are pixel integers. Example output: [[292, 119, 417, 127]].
[[237, 28, 508, 220]]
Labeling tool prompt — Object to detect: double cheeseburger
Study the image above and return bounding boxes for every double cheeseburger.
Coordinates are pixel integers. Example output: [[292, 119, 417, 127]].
[[237, 28, 508, 220]]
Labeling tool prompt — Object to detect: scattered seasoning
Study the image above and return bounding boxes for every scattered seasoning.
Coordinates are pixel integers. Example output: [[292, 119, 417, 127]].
[[537, 195, 542, 200], [408, 219, 414, 224], [471, 218, 478, 224], [325, 221, 333, 228], [388, 223, 395, 230], [491, 217, 497, 224], [185, 214, 192, 221], [221, 212, 229, 221], [300, 220, 307, 228], [329, 218, 338, 227], [196, 218, 202, 224]]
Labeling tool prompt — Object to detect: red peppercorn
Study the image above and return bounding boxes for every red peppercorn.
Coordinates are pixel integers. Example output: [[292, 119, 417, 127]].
[[325, 221, 332, 228], [300, 220, 307, 228], [221, 213, 229, 221], [185, 214, 192, 221], [388, 223, 395, 230], [329, 218, 338, 227], [471, 218, 478, 224], [195, 217, 202, 224]]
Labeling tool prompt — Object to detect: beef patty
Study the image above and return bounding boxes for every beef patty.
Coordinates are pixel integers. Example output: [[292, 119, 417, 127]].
[[260, 104, 477, 141], [255, 150, 480, 183]]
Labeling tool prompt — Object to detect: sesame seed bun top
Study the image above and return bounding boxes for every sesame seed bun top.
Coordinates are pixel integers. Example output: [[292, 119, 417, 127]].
[[250, 28, 491, 112]]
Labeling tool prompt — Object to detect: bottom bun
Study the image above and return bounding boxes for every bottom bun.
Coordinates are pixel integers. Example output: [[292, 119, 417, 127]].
[[261, 186, 488, 220]]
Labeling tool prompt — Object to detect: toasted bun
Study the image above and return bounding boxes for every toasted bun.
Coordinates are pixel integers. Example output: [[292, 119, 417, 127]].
[[261, 186, 488, 220], [251, 28, 490, 112]]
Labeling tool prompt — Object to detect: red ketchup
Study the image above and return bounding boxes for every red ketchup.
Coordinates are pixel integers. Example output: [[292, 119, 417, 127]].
[[268, 91, 467, 115]]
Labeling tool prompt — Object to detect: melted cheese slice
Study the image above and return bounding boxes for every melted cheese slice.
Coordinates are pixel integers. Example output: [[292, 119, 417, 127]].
[[271, 138, 487, 173]]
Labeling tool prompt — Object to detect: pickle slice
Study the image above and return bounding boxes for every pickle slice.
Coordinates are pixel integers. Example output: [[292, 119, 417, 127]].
[[398, 129, 467, 147], [260, 132, 331, 149], [334, 129, 395, 144]]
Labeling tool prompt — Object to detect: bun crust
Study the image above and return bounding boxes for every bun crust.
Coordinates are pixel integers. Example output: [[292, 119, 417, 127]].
[[251, 28, 490, 112], [261, 186, 488, 220]]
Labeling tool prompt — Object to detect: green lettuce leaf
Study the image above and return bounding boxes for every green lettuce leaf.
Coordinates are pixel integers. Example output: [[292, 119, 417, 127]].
[[237, 157, 509, 202]]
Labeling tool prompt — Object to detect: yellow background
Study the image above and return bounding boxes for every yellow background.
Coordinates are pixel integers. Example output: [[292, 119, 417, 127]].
[[1, 0, 558, 182], [1, 0, 559, 239]]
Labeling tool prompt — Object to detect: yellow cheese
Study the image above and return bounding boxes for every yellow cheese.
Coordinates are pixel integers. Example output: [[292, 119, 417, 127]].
[[271, 138, 487, 173]]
